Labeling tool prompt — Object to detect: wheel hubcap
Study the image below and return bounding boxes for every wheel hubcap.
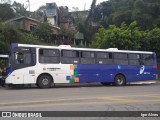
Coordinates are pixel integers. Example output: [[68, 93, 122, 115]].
[[117, 78, 123, 84], [42, 78, 49, 85]]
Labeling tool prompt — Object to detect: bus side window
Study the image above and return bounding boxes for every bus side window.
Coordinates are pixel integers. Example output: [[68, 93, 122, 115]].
[[128, 54, 140, 65], [80, 51, 95, 64], [61, 50, 79, 64], [141, 54, 154, 66], [39, 49, 60, 64], [113, 53, 128, 65], [96, 52, 112, 64]]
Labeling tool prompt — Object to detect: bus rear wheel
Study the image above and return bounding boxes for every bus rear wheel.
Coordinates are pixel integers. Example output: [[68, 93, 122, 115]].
[[37, 75, 53, 88], [114, 74, 126, 86]]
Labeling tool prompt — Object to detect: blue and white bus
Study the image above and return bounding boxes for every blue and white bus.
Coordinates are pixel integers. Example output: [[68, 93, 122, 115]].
[[5, 43, 158, 88]]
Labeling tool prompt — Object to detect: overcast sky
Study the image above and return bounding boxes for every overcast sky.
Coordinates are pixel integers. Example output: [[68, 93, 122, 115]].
[[13, 0, 107, 11]]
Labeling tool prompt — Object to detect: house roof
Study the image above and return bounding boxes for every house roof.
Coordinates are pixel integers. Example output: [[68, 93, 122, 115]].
[[5, 16, 60, 30], [5, 16, 40, 24]]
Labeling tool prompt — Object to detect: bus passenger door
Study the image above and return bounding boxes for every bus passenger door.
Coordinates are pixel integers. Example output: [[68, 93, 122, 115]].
[[12, 47, 36, 84]]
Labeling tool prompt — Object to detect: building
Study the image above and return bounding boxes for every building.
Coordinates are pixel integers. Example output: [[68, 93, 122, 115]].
[[46, 3, 59, 26], [5, 16, 60, 34]]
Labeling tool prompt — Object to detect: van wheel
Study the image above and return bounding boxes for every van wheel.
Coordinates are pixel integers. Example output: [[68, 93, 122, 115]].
[[114, 74, 126, 86], [37, 75, 52, 88]]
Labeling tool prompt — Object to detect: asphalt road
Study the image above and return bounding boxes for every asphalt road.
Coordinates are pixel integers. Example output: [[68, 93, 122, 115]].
[[0, 82, 160, 120]]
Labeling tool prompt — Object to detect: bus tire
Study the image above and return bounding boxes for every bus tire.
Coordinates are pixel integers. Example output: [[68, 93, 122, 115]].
[[37, 75, 53, 88], [114, 74, 126, 86]]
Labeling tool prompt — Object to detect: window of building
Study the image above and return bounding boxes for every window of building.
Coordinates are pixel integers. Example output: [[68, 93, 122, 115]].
[[30, 24, 37, 31]]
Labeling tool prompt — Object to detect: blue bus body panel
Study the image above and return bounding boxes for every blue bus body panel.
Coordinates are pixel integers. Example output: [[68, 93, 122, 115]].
[[76, 64, 157, 83]]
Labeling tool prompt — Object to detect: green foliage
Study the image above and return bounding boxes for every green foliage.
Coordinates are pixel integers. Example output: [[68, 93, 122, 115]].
[[32, 22, 53, 43], [72, 11, 94, 42], [0, 3, 15, 21], [92, 21, 160, 58], [92, 21, 141, 50], [31, 5, 46, 21], [94, 0, 160, 30], [0, 22, 47, 54], [0, 23, 24, 53], [142, 27, 160, 57], [92, 26, 108, 48], [12, 1, 27, 16]]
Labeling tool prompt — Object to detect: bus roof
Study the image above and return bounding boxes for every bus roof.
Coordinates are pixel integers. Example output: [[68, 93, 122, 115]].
[[13, 43, 154, 54]]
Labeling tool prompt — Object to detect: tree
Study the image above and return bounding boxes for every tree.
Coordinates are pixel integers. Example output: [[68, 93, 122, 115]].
[[31, 5, 46, 21], [12, 1, 27, 16], [0, 3, 15, 21], [143, 27, 160, 56], [93, 0, 160, 29], [0, 21, 47, 54], [0, 23, 24, 53], [92, 26, 108, 48], [32, 22, 53, 43], [92, 21, 142, 50]]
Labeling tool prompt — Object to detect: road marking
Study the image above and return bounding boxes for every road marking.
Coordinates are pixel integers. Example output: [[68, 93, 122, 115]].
[[0, 93, 160, 109], [145, 95, 160, 98], [0, 99, 160, 109], [99, 97, 135, 101], [0, 94, 160, 105]]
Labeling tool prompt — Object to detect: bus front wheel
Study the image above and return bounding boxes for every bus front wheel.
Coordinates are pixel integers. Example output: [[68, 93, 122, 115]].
[[37, 75, 53, 88], [114, 74, 126, 86]]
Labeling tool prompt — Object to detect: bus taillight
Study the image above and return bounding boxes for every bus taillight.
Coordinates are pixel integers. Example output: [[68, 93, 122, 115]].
[[152, 66, 157, 68]]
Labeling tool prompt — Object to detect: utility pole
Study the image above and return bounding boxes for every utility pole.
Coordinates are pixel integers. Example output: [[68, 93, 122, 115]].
[[84, 3, 86, 10], [25, 0, 30, 11]]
